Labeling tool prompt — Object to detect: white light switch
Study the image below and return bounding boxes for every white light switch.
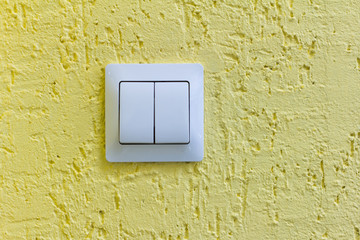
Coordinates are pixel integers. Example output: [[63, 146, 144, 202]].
[[119, 82, 154, 144], [155, 82, 189, 144], [105, 64, 203, 162]]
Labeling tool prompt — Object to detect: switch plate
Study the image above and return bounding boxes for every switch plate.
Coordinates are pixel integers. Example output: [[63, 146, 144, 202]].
[[155, 82, 190, 144], [119, 82, 154, 144], [105, 64, 203, 162]]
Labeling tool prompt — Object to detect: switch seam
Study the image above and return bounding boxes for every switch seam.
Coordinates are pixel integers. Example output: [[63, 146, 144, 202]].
[[153, 82, 156, 144]]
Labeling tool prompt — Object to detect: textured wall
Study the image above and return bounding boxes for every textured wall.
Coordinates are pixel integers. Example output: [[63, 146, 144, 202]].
[[1, 0, 360, 239]]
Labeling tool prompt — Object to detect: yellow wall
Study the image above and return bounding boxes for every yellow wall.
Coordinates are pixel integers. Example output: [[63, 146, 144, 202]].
[[1, 0, 360, 239]]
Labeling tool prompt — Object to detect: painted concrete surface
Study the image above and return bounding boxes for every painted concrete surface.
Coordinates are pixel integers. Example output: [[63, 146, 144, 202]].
[[0, 0, 359, 239]]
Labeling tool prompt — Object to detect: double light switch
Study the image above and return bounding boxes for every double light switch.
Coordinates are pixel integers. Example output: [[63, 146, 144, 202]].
[[105, 63, 203, 162], [120, 82, 189, 144]]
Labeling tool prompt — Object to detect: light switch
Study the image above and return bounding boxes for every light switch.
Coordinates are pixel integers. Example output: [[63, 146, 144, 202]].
[[106, 64, 203, 162], [119, 82, 154, 144], [155, 82, 189, 144]]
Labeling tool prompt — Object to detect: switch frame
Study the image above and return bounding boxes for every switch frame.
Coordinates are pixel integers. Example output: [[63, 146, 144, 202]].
[[105, 64, 203, 162]]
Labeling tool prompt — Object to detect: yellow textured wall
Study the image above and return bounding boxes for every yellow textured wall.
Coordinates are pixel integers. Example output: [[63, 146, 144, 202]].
[[1, 0, 360, 239]]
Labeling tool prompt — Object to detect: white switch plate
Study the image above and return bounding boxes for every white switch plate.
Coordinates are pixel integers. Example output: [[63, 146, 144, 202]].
[[105, 64, 204, 162], [119, 82, 154, 144], [155, 82, 190, 144]]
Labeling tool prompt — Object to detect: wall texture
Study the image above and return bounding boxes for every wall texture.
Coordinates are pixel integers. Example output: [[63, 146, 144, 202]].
[[1, 0, 360, 239]]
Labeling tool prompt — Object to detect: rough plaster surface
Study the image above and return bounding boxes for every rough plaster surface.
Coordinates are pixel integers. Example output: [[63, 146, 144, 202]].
[[1, 0, 360, 239]]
